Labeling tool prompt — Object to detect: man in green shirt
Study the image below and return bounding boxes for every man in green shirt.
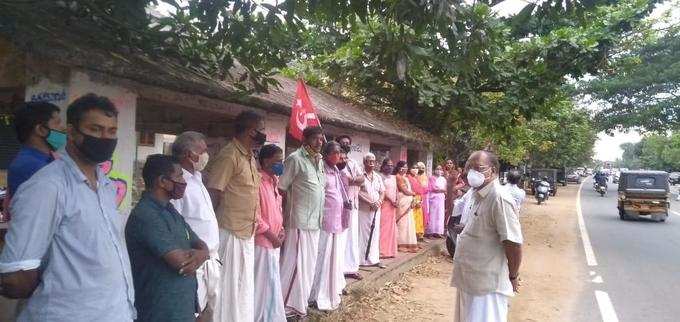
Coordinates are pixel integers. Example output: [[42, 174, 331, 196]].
[[278, 126, 325, 318], [126, 154, 209, 322]]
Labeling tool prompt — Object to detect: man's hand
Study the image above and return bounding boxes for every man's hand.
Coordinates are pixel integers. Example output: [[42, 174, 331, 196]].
[[179, 249, 209, 276], [370, 202, 380, 211], [265, 230, 285, 248], [510, 276, 521, 293]]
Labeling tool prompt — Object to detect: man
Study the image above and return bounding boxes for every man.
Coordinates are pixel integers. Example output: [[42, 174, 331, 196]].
[[336, 135, 365, 280], [451, 151, 523, 322], [126, 154, 209, 321], [170, 131, 221, 320], [310, 141, 347, 311], [206, 111, 265, 322], [254, 144, 286, 322], [4, 101, 64, 216], [279, 126, 325, 318], [358, 153, 385, 268], [504, 170, 526, 212], [0, 94, 136, 321]]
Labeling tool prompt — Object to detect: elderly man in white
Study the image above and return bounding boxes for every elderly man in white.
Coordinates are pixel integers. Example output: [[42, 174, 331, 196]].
[[358, 153, 385, 268], [170, 131, 221, 321], [451, 151, 523, 322]]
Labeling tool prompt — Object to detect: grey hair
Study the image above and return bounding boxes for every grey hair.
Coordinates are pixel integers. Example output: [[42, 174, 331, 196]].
[[364, 152, 376, 161], [172, 131, 206, 157]]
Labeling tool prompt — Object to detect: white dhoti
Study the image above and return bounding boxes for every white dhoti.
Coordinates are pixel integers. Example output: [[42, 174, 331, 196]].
[[310, 230, 345, 311], [343, 208, 360, 274], [280, 228, 320, 316], [214, 229, 254, 322], [358, 208, 381, 266], [454, 289, 509, 322], [254, 246, 286, 322], [196, 257, 221, 318]]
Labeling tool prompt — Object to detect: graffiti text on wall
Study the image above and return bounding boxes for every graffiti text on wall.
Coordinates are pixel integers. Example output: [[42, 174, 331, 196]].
[[30, 90, 67, 103]]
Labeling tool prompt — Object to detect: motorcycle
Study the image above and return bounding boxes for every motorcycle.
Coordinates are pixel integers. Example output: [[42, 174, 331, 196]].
[[595, 182, 607, 197], [535, 180, 550, 205]]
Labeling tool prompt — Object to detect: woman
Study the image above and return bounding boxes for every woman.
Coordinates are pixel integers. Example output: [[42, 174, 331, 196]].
[[416, 162, 430, 238], [395, 161, 418, 253], [407, 164, 426, 241], [427, 165, 447, 238], [379, 158, 398, 258], [254, 144, 286, 322]]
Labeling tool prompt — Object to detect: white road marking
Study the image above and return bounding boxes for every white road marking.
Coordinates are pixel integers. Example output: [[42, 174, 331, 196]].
[[671, 210, 680, 217], [592, 276, 604, 284], [576, 180, 598, 266], [595, 290, 620, 322], [589, 271, 596, 276]]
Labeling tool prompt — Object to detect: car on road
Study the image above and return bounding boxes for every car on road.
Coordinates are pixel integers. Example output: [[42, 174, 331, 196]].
[[669, 172, 680, 185], [617, 170, 670, 222], [566, 172, 581, 184]]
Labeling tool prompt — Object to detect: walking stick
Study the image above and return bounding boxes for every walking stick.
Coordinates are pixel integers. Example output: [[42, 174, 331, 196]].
[[364, 208, 379, 261]]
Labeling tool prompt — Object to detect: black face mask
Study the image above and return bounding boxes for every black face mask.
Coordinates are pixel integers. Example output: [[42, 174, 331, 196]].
[[337, 162, 347, 171], [418, 169, 425, 175], [252, 130, 267, 146], [382, 166, 394, 174], [341, 144, 351, 154], [76, 129, 117, 163]]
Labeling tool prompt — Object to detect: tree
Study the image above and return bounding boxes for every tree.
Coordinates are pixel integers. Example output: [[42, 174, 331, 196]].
[[617, 133, 680, 171], [580, 10, 680, 133]]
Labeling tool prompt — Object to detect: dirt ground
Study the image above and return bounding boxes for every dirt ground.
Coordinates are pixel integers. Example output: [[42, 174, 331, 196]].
[[326, 184, 585, 321]]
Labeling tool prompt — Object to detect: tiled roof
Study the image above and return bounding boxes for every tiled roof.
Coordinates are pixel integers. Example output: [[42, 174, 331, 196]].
[[2, 20, 434, 144]]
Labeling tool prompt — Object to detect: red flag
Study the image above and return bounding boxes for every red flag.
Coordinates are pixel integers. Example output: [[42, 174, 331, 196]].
[[289, 79, 321, 141]]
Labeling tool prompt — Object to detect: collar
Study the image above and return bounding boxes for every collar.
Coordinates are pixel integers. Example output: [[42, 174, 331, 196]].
[[142, 191, 172, 209], [302, 145, 320, 159], [474, 179, 498, 199], [20, 145, 53, 162], [232, 138, 252, 157], [181, 167, 202, 180], [60, 149, 111, 187], [259, 169, 276, 182]]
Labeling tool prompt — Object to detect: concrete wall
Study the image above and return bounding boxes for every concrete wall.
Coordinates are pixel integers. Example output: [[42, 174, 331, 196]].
[[265, 113, 287, 151]]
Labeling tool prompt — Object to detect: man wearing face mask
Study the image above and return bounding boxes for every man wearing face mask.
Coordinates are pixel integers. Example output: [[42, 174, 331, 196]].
[[170, 131, 221, 321], [0, 94, 136, 321], [4, 102, 64, 221], [450, 151, 523, 322], [126, 154, 208, 321], [206, 111, 265, 322], [253, 144, 286, 322], [335, 135, 365, 280]]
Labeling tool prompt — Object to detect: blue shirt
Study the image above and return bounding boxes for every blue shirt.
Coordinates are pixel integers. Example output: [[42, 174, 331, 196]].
[[126, 193, 199, 322], [0, 150, 136, 322], [7, 146, 54, 195]]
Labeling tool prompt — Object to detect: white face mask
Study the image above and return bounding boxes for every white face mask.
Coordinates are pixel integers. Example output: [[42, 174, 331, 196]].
[[467, 169, 487, 188], [192, 152, 210, 172]]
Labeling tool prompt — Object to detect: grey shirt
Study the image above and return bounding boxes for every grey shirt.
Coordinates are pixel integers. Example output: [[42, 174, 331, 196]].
[[0, 150, 136, 321], [278, 147, 325, 230]]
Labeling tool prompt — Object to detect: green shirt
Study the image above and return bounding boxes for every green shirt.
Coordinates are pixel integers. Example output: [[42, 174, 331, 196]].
[[126, 193, 200, 322], [278, 147, 325, 230]]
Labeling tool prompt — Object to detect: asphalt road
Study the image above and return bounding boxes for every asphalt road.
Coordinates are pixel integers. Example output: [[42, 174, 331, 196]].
[[577, 177, 680, 322]]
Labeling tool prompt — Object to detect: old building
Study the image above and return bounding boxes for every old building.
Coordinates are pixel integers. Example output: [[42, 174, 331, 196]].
[[0, 23, 435, 216]]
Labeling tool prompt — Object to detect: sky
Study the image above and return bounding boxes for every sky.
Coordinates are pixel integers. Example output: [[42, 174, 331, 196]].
[[153, 0, 677, 162]]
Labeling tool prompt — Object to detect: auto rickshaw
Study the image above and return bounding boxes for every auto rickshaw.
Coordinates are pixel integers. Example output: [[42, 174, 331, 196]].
[[617, 171, 670, 222]]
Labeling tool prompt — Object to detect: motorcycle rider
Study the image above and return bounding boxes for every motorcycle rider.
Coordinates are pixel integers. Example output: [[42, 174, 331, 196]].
[[594, 171, 608, 189]]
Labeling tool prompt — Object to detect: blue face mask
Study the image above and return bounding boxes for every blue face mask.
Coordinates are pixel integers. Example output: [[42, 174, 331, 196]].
[[271, 162, 284, 176], [46, 129, 67, 151]]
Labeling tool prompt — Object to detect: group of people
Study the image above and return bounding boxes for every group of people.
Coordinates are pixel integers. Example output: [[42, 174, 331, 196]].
[[0, 93, 524, 322]]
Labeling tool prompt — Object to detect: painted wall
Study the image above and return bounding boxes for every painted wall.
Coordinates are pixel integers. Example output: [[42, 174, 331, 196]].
[[265, 113, 287, 152]]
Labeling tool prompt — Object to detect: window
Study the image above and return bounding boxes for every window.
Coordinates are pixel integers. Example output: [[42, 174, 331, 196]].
[[138, 131, 155, 147]]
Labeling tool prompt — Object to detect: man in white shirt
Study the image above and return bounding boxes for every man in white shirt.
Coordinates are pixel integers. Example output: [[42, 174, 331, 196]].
[[504, 170, 526, 212], [336, 135, 365, 280], [451, 151, 523, 322], [170, 131, 221, 321]]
